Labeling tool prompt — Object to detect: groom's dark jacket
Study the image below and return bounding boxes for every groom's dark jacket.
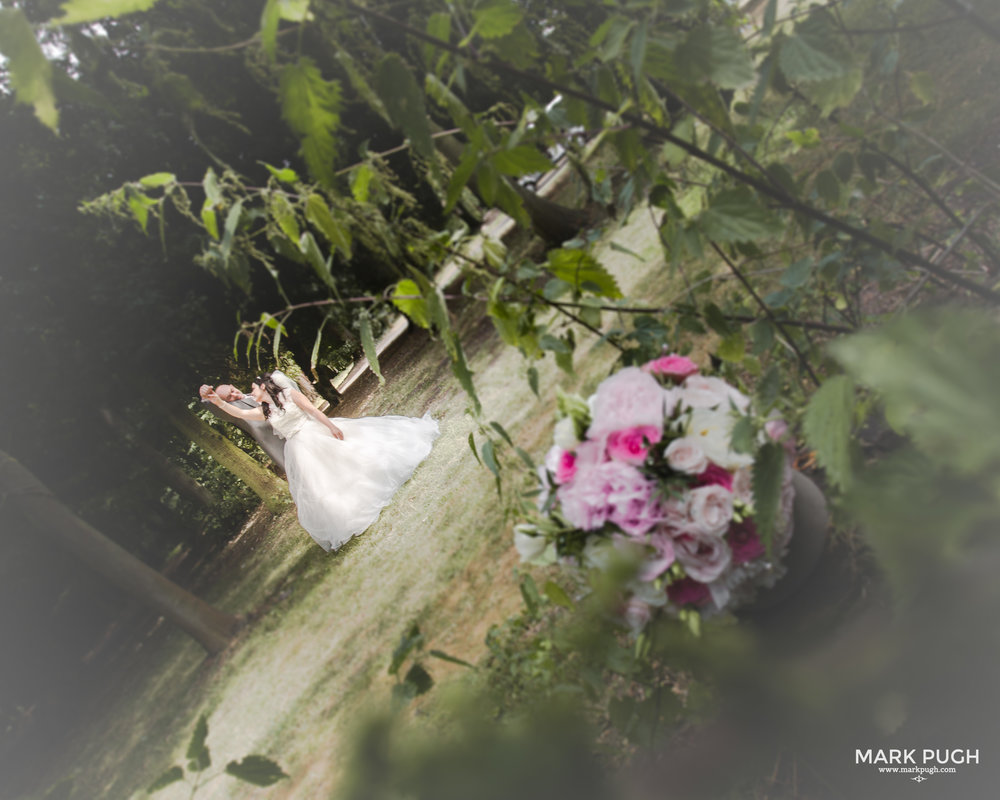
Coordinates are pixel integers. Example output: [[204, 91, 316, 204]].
[[205, 395, 287, 474]]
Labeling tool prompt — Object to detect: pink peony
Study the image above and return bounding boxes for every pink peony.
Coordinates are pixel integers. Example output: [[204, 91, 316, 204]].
[[555, 450, 578, 484], [674, 533, 732, 583], [642, 354, 700, 381], [587, 367, 670, 440], [667, 576, 712, 607], [694, 463, 734, 491], [726, 519, 765, 564], [684, 484, 734, 537], [665, 437, 708, 475], [606, 425, 662, 463], [557, 461, 662, 535]]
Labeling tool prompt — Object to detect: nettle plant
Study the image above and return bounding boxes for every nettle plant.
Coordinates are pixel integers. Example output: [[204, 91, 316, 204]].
[[147, 714, 288, 796], [6, 0, 999, 500]]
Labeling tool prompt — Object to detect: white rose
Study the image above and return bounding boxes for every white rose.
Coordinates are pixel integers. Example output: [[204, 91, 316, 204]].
[[686, 408, 753, 470], [678, 375, 750, 413], [514, 524, 555, 564], [553, 417, 579, 450], [685, 485, 734, 537], [665, 437, 709, 475]]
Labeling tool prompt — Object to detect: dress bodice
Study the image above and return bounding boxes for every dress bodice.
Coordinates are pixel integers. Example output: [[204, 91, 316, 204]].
[[265, 389, 311, 440]]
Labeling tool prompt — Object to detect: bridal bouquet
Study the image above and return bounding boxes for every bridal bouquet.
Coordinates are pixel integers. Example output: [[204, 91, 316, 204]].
[[515, 355, 796, 630]]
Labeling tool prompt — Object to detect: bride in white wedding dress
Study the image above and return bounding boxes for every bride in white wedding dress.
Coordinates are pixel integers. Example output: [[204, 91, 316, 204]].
[[205, 370, 439, 551]]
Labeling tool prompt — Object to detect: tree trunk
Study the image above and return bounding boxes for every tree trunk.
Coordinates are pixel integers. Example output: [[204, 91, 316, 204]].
[[100, 408, 217, 508], [168, 407, 288, 512], [0, 450, 242, 655]]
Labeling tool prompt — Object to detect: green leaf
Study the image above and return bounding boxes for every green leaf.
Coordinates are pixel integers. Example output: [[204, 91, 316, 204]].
[[306, 193, 351, 257], [389, 623, 423, 675], [476, 161, 500, 206], [785, 128, 821, 149], [832, 151, 854, 183], [699, 188, 783, 243], [147, 766, 184, 794], [358, 311, 385, 386], [52, 0, 161, 25], [262, 162, 299, 184], [202, 167, 223, 207], [127, 191, 157, 233], [815, 170, 840, 205], [277, 0, 311, 22], [463, 0, 524, 44], [910, 71, 935, 105], [730, 416, 756, 455], [831, 312, 1000, 476], [445, 147, 481, 213], [428, 649, 476, 669], [220, 199, 244, 264], [802, 67, 863, 117], [492, 146, 553, 177], [392, 279, 431, 329], [468, 433, 482, 465], [543, 581, 574, 609], [279, 57, 341, 186], [350, 164, 374, 204], [751, 442, 786, 555], [489, 420, 514, 447], [424, 12, 452, 71], [259, 0, 280, 60], [376, 53, 434, 159], [185, 715, 211, 772], [802, 375, 855, 489], [403, 663, 434, 696], [138, 172, 176, 188], [527, 366, 540, 397], [717, 330, 745, 363], [676, 25, 756, 89], [781, 258, 814, 289], [547, 249, 623, 299], [0, 9, 58, 130], [779, 12, 853, 82], [225, 755, 289, 787], [481, 439, 500, 477], [520, 574, 541, 617]]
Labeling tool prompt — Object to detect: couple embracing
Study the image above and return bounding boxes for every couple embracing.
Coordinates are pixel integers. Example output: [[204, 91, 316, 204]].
[[201, 371, 438, 552]]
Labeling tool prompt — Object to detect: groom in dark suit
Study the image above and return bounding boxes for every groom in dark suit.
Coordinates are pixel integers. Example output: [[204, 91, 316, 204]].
[[199, 383, 286, 473]]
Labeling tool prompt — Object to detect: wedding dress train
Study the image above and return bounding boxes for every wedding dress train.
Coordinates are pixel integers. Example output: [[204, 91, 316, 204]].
[[267, 373, 439, 551]]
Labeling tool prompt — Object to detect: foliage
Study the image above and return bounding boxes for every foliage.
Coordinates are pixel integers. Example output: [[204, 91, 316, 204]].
[[387, 622, 474, 705], [147, 713, 288, 795]]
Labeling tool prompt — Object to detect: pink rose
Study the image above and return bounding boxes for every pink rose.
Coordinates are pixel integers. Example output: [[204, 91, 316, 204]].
[[555, 450, 578, 484], [587, 367, 670, 440], [674, 533, 732, 583], [642, 354, 699, 381], [637, 530, 676, 581], [726, 519, 765, 564], [684, 484, 734, 537], [667, 576, 712, 607], [606, 425, 662, 463], [665, 437, 708, 475], [557, 461, 661, 535], [694, 463, 734, 491]]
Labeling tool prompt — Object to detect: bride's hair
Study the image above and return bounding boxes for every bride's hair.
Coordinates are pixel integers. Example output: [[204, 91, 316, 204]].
[[254, 372, 285, 419]]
